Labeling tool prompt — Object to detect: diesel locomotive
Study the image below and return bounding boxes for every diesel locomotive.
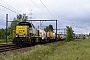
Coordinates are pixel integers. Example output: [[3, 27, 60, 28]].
[[12, 22, 49, 46]]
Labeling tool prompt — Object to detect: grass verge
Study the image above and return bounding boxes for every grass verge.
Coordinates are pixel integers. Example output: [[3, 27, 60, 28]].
[[0, 39, 12, 44], [0, 39, 90, 60]]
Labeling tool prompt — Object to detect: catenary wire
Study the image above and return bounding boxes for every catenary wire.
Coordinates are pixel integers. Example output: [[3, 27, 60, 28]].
[[0, 4, 18, 14], [0, 0, 20, 14], [31, 0, 52, 19], [40, 0, 56, 19]]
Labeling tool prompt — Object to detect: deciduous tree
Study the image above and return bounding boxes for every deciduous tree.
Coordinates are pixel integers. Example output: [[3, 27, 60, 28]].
[[44, 24, 54, 32], [65, 26, 74, 42]]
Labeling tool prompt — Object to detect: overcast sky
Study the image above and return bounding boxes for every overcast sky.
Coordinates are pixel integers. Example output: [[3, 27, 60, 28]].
[[0, 0, 90, 34]]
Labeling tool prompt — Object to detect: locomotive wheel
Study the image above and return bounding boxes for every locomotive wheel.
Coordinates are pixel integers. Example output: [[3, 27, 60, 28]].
[[12, 37, 31, 46], [47, 37, 50, 43], [31, 39, 36, 46]]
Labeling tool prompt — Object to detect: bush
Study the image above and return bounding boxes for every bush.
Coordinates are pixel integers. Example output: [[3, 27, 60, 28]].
[[82, 36, 86, 40], [8, 35, 13, 39], [65, 26, 74, 42]]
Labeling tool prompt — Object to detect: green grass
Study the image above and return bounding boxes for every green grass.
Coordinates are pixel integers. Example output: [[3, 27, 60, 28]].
[[0, 39, 12, 43], [0, 39, 90, 60]]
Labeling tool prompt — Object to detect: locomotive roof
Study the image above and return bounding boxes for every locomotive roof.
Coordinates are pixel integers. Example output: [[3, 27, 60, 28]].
[[18, 22, 35, 28]]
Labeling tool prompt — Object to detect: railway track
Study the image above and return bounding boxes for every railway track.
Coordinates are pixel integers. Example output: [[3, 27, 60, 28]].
[[0, 39, 65, 53], [0, 44, 20, 52]]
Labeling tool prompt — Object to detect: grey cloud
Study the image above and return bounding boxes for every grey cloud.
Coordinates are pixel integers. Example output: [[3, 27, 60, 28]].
[[0, 0, 90, 33]]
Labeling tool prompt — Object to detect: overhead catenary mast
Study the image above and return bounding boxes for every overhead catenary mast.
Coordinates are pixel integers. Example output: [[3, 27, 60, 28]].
[[28, 9, 33, 23]]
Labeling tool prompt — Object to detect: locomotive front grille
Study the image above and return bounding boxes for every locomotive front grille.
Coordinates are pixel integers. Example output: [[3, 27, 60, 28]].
[[16, 26, 28, 36]]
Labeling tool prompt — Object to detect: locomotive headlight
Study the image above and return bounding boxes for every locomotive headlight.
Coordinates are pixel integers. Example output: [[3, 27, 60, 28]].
[[23, 34, 26, 37], [16, 34, 18, 37]]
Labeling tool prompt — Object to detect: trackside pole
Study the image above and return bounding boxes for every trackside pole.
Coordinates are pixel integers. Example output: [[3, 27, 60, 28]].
[[56, 20, 57, 41], [6, 14, 8, 43]]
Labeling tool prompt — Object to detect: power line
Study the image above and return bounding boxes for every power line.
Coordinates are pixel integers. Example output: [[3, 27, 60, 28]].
[[0, 4, 18, 14], [40, 0, 56, 19], [0, 0, 20, 14], [31, 0, 52, 19]]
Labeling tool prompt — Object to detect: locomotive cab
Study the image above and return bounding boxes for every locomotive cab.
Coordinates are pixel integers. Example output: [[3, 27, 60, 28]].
[[12, 22, 33, 46]]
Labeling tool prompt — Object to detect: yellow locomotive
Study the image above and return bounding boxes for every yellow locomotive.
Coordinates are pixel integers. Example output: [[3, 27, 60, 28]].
[[12, 22, 46, 46]]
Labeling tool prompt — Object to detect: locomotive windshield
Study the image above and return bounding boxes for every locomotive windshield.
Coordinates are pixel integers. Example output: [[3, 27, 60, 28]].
[[18, 22, 35, 28]]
